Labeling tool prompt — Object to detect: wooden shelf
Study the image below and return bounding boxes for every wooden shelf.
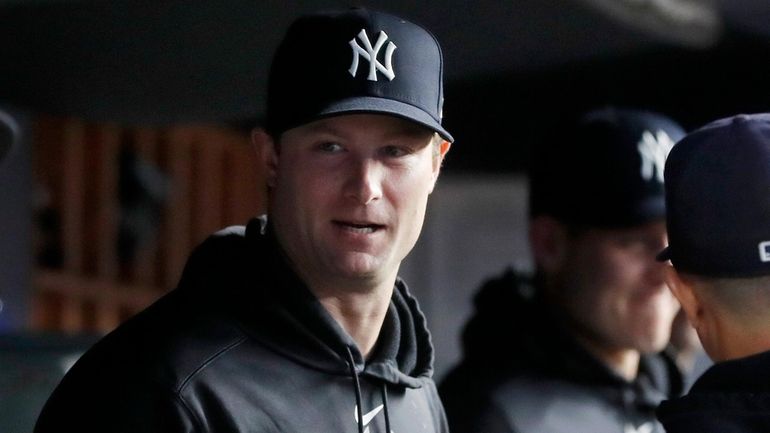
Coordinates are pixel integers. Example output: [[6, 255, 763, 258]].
[[30, 116, 266, 334]]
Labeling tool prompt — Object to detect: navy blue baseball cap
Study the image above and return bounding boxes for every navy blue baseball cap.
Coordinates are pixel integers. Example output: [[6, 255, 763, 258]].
[[658, 114, 770, 277], [266, 8, 453, 142], [529, 107, 685, 227]]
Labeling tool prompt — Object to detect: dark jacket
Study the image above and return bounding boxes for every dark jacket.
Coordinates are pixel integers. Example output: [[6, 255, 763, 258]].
[[35, 218, 448, 433], [657, 349, 770, 432], [439, 268, 682, 433]]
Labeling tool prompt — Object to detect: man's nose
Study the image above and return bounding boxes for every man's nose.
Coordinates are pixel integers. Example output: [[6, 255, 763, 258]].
[[345, 158, 382, 205]]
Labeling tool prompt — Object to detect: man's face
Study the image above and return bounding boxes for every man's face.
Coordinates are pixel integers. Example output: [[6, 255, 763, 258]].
[[265, 114, 447, 291], [553, 221, 679, 354]]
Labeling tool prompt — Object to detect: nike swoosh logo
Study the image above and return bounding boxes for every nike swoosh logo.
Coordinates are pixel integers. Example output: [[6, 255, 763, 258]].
[[355, 404, 384, 426], [625, 422, 655, 433]]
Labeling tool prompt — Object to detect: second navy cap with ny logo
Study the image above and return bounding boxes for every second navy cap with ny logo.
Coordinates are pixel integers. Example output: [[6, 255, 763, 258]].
[[265, 8, 453, 142], [528, 107, 685, 228]]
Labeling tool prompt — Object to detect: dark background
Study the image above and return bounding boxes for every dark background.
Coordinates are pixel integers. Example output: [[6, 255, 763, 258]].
[[2, 0, 769, 173]]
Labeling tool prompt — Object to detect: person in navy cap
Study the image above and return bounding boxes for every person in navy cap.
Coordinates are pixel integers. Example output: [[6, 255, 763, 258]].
[[656, 114, 770, 432], [440, 107, 689, 433], [36, 8, 452, 433]]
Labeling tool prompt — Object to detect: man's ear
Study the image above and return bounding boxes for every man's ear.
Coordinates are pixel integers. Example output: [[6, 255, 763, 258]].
[[429, 139, 451, 193], [438, 139, 451, 160], [251, 128, 278, 188], [665, 266, 704, 330], [529, 216, 569, 273]]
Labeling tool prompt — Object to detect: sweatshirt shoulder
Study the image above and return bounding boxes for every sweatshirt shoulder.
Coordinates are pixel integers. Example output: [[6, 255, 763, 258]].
[[53, 222, 265, 393], [68, 289, 248, 393], [35, 288, 250, 433]]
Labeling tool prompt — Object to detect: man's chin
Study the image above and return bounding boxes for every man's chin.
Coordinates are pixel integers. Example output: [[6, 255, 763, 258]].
[[332, 254, 384, 279], [633, 333, 672, 354]]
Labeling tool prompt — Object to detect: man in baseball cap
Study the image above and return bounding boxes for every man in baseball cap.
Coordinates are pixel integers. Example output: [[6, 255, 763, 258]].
[[36, 8, 452, 433], [441, 107, 686, 433], [657, 114, 770, 432]]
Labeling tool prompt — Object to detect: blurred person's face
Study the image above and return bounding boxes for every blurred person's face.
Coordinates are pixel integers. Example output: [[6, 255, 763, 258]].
[[549, 221, 679, 355], [260, 114, 449, 292]]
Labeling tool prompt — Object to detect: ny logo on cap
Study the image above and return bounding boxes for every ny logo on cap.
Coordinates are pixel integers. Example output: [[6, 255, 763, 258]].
[[637, 130, 674, 183], [349, 29, 397, 82]]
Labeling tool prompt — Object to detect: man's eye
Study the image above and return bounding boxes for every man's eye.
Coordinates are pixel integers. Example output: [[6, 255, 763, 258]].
[[382, 145, 409, 157], [617, 236, 652, 254], [318, 142, 343, 153]]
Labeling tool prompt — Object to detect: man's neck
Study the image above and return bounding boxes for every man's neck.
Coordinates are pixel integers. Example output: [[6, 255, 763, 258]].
[[574, 333, 640, 381], [273, 229, 398, 358], [316, 282, 394, 358], [714, 317, 770, 362]]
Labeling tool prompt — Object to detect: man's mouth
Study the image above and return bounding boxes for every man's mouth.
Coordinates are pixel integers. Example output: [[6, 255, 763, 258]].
[[333, 221, 385, 234]]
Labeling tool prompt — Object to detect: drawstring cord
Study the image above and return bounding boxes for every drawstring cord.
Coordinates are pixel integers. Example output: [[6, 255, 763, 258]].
[[381, 384, 392, 433], [347, 347, 393, 433], [347, 347, 365, 433]]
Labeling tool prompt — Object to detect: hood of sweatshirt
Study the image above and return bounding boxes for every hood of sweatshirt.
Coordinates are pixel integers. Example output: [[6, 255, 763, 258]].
[[175, 217, 434, 389]]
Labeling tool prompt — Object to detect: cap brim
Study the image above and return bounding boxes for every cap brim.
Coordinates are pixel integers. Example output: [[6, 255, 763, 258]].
[[630, 196, 666, 225], [317, 96, 454, 143], [656, 246, 671, 262]]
